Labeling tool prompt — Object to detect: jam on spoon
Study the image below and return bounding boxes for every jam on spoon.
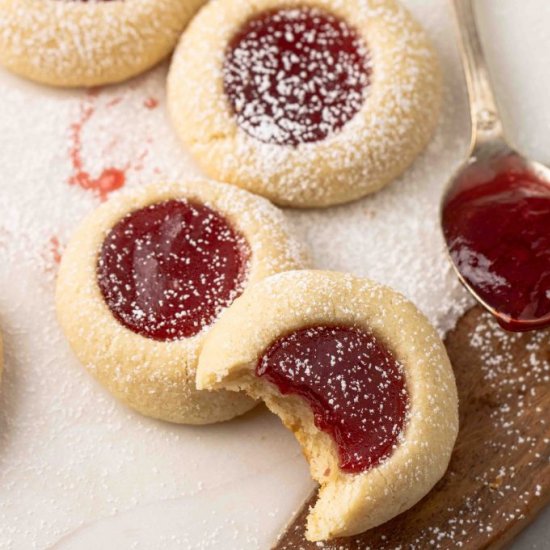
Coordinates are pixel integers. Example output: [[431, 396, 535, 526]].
[[442, 154, 550, 332], [97, 199, 250, 341], [257, 325, 408, 474]]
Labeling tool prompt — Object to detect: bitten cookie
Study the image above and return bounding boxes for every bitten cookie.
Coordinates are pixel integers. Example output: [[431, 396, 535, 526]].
[[0, 0, 206, 87], [197, 270, 458, 540], [168, 0, 442, 207], [56, 180, 308, 424]]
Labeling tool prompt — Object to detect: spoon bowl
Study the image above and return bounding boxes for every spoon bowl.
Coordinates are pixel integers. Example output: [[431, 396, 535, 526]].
[[442, 0, 550, 332]]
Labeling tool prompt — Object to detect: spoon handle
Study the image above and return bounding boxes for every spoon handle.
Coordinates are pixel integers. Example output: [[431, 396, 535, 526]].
[[451, 0, 503, 145]]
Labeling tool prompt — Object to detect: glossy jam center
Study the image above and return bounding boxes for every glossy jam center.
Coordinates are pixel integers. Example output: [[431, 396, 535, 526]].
[[257, 325, 408, 474], [442, 155, 550, 331], [97, 200, 250, 341], [223, 8, 371, 146]]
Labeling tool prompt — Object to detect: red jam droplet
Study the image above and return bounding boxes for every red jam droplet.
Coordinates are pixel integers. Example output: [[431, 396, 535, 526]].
[[223, 8, 371, 146], [97, 200, 250, 341], [71, 168, 126, 202], [144, 97, 159, 110], [442, 154, 550, 331], [257, 326, 408, 474]]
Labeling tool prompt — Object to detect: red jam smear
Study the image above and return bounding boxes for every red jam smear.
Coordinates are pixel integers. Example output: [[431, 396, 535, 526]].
[[442, 154, 550, 332], [257, 325, 408, 474], [97, 200, 250, 341], [223, 8, 371, 146]]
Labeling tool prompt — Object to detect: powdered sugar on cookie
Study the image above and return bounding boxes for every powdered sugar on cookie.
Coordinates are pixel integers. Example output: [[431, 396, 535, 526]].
[[0, 0, 206, 86]]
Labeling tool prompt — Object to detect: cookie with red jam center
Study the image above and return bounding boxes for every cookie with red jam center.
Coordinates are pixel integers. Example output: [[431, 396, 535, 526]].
[[56, 180, 308, 424], [197, 271, 458, 540], [168, 0, 442, 207]]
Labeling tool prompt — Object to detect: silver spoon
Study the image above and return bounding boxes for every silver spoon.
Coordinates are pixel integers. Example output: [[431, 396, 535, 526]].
[[442, 0, 550, 332]]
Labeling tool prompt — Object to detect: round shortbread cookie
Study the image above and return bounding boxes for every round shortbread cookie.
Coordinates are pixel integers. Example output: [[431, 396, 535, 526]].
[[168, 0, 442, 208], [56, 179, 309, 424], [0, 0, 207, 87], [197, 270, 458, 540]]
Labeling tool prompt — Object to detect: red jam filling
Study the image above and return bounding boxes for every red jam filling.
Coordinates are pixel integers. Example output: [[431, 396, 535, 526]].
[[442, 154, 550, 332], [257, 325, 408, 474], [97, 200, 250, 341], [223, 8, 371, 146]]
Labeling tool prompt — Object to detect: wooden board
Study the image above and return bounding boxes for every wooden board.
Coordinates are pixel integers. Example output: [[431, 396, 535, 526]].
[[274, 306, 550, 549]]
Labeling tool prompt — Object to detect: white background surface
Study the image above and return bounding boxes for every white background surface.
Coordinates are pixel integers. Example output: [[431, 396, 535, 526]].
[[0, 0, 548, 548]]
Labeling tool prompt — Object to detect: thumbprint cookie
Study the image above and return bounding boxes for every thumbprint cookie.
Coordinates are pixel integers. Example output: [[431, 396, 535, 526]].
[[168, 0, 442, 207], [197, 270, 458, 540], [0, 0, 207, 87], [55, 180, 308, 424]]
